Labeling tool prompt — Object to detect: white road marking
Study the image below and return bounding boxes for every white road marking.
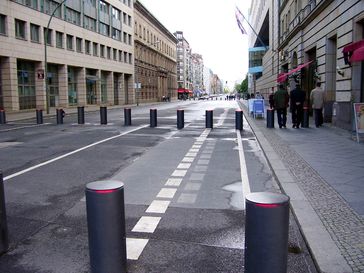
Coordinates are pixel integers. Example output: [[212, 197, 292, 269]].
[[132, 216, 161, 233], [185, 152, 197, 157], [236, 129, 251, 209], [190, 173, 205, 181], [126, 238, 149, 260], [165, 178, 182, 186], [216, 108, 229, 126], [182, 157, 194, 163], [0, 123, 51, 132], [197, 159, 210, 165], [157, 188, 177, 198], [177, 163, 191, 169], [192, 145, 201, 149], [189, 148, 199, 153], [0, 142, 23, 148], [171, 170, 187, 177], [4, 125, 148, 181], [194, 165, 207, 172], [146, 200, 170, 213], [200, 154, 212, 159]]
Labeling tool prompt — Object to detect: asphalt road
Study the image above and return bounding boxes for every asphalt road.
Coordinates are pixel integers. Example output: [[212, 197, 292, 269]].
[[0, 99, 317, 272]]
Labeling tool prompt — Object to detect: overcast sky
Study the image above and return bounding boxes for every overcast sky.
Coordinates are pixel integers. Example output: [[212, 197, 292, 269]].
[[138, 0, 251, 88]]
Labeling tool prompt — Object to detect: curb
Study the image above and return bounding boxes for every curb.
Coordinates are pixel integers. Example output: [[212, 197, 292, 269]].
[[239, 102, 352, 273]]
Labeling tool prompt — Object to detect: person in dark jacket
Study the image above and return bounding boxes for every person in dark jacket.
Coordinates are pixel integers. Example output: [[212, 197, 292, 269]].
[[290, 84, 306, 128], [274, 84, 289, 128]]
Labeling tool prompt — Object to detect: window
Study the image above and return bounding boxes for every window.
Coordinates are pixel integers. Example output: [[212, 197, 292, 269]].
[[123, 12, 127, 24], [100, 44, 105, 58], [44, 28, 52, 45], [0, 14, 6, 35], [84, 16, 97, 31], [119, 50, 123, 62], [68, 66, 78, 105], [128, 34, 132, 45], [111, 7, 120, 21], [41, 0, 61, 18], [124, 52, 127, 63], [99, 1, 109, 14], [84, 0, 96, 7], [93, 42, 98, 56], [66, 35, 73, 50], [112, 28, 121, 40], [56, 31, 63, 48], [15, 19, 26, 39], [123, 32, 127, 43], [30, 23, 40, 42], [65, 8, 81, 26], [99, 22, 109, 36], [107, 47, 111, 59], [85, 40, 91, 54], [76, 37, 82, 52], [17, 60, 36, 110], [128, 53, 132, 64], [113, 48, 117, 61], [128, 15, 131, 26], [16, 0, 37, 9]]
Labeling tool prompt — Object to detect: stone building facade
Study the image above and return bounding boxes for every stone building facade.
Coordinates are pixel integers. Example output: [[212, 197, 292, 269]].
[[0, 0, 134, 113], [133, 0, 177, 103], [175, 31, 192, 92]]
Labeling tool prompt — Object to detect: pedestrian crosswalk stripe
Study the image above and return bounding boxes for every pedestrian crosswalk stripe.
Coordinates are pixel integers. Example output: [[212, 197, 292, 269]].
[[126, 238, 149, 260], [132, 216, 161, 233], [146, 200, 170, 213], [157, 188, 177, 199]]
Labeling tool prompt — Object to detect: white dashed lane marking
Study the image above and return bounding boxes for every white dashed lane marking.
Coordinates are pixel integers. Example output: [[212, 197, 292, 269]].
[[177, 163, 191, 169], [132, 216, 161, 233], [146, 200, 171, 214], [182, 157, 194, 163], [126, 238, 149, 260], [171, 169, 188, 177], [165, 178, 183, 186], [157, 188, 177, 199]]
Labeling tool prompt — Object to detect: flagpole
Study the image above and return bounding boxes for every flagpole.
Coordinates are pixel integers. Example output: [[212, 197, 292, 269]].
[[236, 7, 267, 49]]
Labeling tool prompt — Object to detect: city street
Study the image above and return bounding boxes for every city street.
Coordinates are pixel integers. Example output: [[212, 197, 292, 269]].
[[0, 100, 317, 272]]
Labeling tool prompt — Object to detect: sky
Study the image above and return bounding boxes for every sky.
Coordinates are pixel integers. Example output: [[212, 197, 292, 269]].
[[139, 0, 251, 89]]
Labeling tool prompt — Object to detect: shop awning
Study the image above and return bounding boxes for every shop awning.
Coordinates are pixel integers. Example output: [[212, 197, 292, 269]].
[[276, 61, 313, 83], [177, 88, 192, 93], [343, 39, 364, 64]]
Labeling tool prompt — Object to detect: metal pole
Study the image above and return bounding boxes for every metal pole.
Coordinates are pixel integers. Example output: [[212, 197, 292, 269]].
[[0, 171, 9, 254], [100, 106, 107, 125], [0, 109, 6, 124], [44, 0, 67, 114], [86, 180, 126, 273], [245, 192, 289, 273], [177, 109, 184, 129]]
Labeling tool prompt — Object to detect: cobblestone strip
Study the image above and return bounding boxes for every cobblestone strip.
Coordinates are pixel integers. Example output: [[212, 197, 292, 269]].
[[243, 106, 364, 272]]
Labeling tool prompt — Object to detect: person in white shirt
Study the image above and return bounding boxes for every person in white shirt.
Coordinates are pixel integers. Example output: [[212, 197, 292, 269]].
[[310, 82, 325, 127]]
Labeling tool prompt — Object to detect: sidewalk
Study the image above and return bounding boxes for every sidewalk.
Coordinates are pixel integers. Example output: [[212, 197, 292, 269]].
[[240, 100, 364, 273]]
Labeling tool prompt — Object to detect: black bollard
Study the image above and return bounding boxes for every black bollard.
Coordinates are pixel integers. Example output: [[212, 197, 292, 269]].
[[206, 110, 213, 129], [150, 109, 157, 128], [86, 180, 126, 273], [36, 109, 43, 124], [100, 106, 107, 125], [302, 107, 309, 128], [235, 110, 243, 130], [124, 108, 131, 126], [177, 109, 184, 129], [78, 106, 85, 124], [245, 192, 290, 273], [56, 109, 64, 124], [266, 109, 275, 128], [0, 109, 6, 124], [0, 171, 9, 254]]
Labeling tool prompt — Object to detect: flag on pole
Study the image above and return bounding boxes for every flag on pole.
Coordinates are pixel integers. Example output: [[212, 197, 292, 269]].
[[235, 6, 247, 35]]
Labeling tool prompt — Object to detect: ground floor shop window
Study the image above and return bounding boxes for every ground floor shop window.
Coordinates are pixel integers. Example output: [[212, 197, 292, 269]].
[[101, 72, 107, 104], [68, 67, 78, 105], [17, 60, 36, 110], [47, 64, 59, 107], [86, 70, 97, 105]]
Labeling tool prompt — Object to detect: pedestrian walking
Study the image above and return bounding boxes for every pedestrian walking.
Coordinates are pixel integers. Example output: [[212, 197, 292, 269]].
[[274, 84, 289, 128], [290, 84, 306, 128], [269, 87, 275, 109], [310, 82, 325, 127]]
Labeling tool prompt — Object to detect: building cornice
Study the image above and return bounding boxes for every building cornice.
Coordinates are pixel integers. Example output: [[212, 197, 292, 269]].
[[134, 0, 178, 43]]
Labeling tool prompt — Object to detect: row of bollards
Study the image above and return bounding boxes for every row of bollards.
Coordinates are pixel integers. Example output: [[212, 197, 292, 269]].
[[84, 179, 289, 273], [0, 107, 246, 131]]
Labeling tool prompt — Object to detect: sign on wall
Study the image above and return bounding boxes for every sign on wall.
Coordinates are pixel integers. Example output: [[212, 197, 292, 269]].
[[353, 103, 364, 143]]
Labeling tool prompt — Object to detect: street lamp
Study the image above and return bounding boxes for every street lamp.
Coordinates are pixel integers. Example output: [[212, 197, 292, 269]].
[[44, 0, 67, 114], [135, 40, 160, 106]]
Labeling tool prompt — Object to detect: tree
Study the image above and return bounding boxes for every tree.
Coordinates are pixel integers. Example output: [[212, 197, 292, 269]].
[[235, 74, 248, 93]]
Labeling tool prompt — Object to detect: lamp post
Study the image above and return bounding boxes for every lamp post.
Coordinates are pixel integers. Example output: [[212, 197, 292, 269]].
[[135, 40, 160, 106], [44, 0, 67, 114]]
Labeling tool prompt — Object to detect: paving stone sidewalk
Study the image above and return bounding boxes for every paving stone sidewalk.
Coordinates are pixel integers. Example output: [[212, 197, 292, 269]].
[[240, 101, 364, 273]]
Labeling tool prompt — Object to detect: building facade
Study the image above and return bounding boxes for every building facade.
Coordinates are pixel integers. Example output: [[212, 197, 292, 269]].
[[191, 53, 204, 96], [203, 66, 213, 95], [249, 0, 364, 130], [175, 31, 192, 92], [248, 0, 278, 98], [278, 0, 364, 130], [0, 0, 134, 113], [133, 0, 177, 103]]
